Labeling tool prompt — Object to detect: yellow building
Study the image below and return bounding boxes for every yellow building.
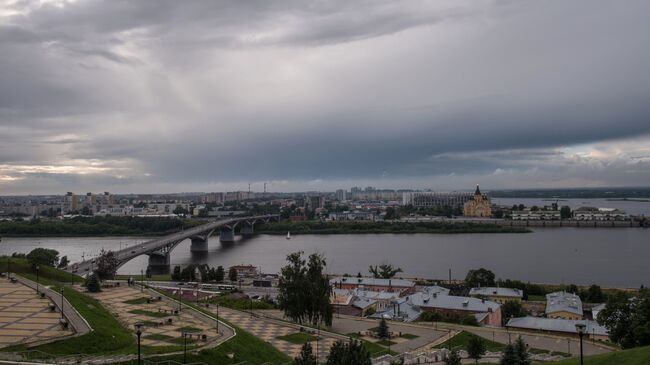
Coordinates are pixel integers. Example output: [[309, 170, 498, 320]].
[[463, 185, 492, 217]]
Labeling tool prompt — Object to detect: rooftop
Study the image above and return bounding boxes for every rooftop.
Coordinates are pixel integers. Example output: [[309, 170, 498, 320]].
[[330, 277, 415, 288], [546, 291, 583, 316], [507, 317, 608, 336], [469, 287, 523, 298], [407, 292, 500, 313]]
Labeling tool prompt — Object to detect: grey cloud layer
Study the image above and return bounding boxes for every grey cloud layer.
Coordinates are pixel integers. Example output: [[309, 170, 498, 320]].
[[1, 0, 650, 193]]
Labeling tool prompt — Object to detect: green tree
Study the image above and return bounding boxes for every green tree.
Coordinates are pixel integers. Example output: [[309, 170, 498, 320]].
[[377, 318, 389, 341], [278, 251, 333, 327], [566, 284, 579, 294], [501, 301, 526, 325], [228, 266, 238, 282], [85, 273, 101, 293], [171, 265, 181, 281], [467, 334, 486, 364], [384, 207, 399, 220], [598, 291, 650, 348], [94, 249, 119, 280], [444, 348, 461, 365], [368, 264, 403, 279], [58, 255, 69, 269], [294, 343, 318, 365], [584, 284, 605, 303], [173, 205, 189, 215], [215, 266, 225, 283], [26, 248, 59, 268], [465, 268, 496, 287], [500, 343, 518, 365], [513, 337, 531, 365], [326, 340, 371, 365], [560, 206, 572, 219]]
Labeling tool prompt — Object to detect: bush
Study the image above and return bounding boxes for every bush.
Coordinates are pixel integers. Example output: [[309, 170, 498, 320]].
[[85, 274, 101, 292]]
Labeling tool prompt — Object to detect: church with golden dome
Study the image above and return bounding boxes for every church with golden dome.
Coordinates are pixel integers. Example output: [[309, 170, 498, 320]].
[[463, 184, 492, 217]]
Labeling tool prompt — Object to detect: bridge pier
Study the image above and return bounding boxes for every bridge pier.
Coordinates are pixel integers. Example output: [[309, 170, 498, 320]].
[[147, 252, 170, 269], [190, 237, 209, 252], [241, 223, 254, 237], [219, 227, 235, 243]]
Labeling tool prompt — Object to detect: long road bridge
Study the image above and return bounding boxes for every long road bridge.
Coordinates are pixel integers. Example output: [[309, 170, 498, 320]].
[[68, 214, 279, 274]]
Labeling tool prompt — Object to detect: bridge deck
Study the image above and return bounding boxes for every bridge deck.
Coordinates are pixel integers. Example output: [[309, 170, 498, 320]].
[[68, 214, 278, 274]]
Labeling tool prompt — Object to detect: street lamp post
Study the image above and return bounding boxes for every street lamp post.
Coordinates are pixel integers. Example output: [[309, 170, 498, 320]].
[[140, 269, 144, 293], [576, 323, 586, 365], [60, 287, 65, 320], [35, 265, 40, 295], [134, 322, 143, 365], [179, 289, 183, 312], [216, 303, 219, 333], [183, 332, 188, 364]]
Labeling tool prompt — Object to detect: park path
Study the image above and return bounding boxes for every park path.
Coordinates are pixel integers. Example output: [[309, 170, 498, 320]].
[[208, 306, 343, 361]]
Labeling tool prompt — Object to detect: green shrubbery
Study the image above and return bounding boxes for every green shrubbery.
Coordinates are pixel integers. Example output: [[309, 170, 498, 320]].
[[0, 216, 202, 236]]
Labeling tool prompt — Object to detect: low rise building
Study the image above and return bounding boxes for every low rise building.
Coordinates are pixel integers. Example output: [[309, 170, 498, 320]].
[[511, 210, 561, 220], [506, 317, 608, 341], [407, 292, 502, 327], [229, 265, 258, 278], [469, 287, 523, 304], [330, 277, 416, 295], [546, 291, 583, 320], [573, 207, 629, 221]]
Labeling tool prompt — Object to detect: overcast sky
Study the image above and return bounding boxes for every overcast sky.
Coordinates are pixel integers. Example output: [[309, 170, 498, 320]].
[[1, 0, 650, 194]]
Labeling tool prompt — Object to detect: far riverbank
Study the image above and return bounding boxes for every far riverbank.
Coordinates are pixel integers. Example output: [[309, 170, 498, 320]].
[[256, 221, 531, 235]]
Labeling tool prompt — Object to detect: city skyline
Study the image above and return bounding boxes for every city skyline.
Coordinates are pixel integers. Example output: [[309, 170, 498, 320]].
[[2, 0, 650, 195]]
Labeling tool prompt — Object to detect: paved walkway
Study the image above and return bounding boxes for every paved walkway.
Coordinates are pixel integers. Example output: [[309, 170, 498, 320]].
[[326, 314, 614, 357], [0, 278, 74, 348], [90, 285, 224, 348], [210, 306, 340, 361]]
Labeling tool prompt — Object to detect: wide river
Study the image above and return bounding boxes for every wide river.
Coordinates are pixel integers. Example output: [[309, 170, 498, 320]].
[[1, 228, 648, 288]]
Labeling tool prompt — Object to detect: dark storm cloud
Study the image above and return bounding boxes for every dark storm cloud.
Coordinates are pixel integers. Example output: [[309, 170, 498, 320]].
[[1, 0, 650, 194]]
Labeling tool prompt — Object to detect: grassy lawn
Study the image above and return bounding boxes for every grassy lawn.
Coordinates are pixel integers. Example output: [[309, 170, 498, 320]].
[[128, 309, 169, 318], [433, 331, 568, 357], [277, 332, 316, 344], [204, 294, 275, 310], [401, 333, 419, 339], [123, 297, 150, 305], [526, 294, 546, 301], [144, 334, 174, 341], [376, 340, 397, 346], [433, 331, 508, 352], [551, 345, 650, 365], [177, 326, 202, 333], [347, 333, 398, 358]]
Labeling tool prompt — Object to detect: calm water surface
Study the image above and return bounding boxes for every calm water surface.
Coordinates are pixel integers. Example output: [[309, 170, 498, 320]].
[[1, 228, 648, 287]]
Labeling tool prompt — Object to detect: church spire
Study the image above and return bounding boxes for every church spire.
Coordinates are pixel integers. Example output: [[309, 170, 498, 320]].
[[474, 184, 481, 195]]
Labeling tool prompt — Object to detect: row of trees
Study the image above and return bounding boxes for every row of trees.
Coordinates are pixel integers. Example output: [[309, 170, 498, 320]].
[[0, 216, 201, 236], [293, 340, 371, 365], [170, 264, 236, 283]]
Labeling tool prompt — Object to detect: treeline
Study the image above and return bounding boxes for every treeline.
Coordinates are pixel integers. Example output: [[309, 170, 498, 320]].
[[0, 216, 203, 236], [257, 221, 530, 234]]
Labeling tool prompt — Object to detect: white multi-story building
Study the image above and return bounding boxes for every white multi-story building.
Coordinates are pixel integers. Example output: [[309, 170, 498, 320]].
[[402, 191, 473, 208]]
